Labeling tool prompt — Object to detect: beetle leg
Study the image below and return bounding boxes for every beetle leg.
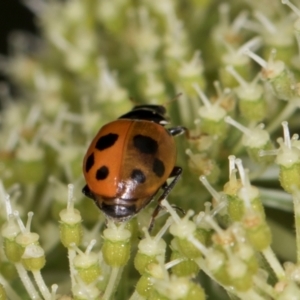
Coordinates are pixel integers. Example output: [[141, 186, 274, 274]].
[[168, 126, 196, 140], [82, 185, 95, 200], [171, 205, 185, 215], [158, 166, 183, 200], [148, 166, 183, 232], [148, 205, 163, 232], [168, 126, 187, 136]]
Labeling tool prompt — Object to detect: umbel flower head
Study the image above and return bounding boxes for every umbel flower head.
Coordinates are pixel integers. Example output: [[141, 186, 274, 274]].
[[1, 0, 300, 299]]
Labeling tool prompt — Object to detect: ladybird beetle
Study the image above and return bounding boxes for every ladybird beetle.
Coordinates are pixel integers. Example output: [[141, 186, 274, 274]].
[[82, 104, 186, 223]]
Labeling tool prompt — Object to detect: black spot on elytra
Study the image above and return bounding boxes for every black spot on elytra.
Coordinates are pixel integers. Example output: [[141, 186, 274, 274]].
[[152, 158, 165, 177], [95, 133, 118, 151], [85, 153, 95, 172], [133, 135, 158, 154], [131, 169, 146, 183], [96, 166, 109, 180]]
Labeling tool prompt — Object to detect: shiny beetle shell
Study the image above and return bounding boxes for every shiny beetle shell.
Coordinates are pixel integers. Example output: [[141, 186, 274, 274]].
[[82, 105, 185, 221]]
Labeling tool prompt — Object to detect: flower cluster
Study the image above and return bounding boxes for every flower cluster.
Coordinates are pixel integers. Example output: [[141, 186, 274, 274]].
[[1, 0, 300, 299]]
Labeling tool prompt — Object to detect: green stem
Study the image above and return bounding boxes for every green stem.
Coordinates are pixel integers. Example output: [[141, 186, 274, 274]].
[[32, 271, 51, 300], [103, 267, 123, 300], [253, 275, 276, 298], [0, 274, 22, 300], [261, 247, 286, 280], [68, 248, 76, 290], [15, 263, 41, 300]]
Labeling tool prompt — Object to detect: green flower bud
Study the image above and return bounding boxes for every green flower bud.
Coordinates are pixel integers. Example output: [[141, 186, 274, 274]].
[[250, 196, 265, 219], [244, 48, 296, 100], [195, 228, 213, 247], [198, 106, 227, 137], [243, 213, 271, 251], [244, 129, 273, 162], [170, 250, 198, 277], [185, 282, 205, 300], [102, 224, 131, 267], [227, 194, 244, 222], [136, 275, 153, 298], [278, 162, 300, 194], [102, 239, 131, 267], [73, 251, 101, 284], [59, 208, 82, 248], [226, 65, 266, 122], [225, 116, 274, 164], [239, 96, 266, 122], [146, 263, 165, 279], [21, 245, 46, 271], [60, 222, 83, 248], [236, 85, 266, 122], [170, 216, 202, 259], [1, 216, 21, 262], [228, 185, 265, 222], [264, 65, 296, 101], [15, 232, 40, 261], [275, 121, 300, 193], [134, 253, 159, 275], [234, 243, 258, 275], [175, 237, 202, 260], [134, 229, 166, 275], [227, 257, 252, 291], [152, 276, 205, 300], [206, 249, 231, 286], [3, 238, 21, 263]]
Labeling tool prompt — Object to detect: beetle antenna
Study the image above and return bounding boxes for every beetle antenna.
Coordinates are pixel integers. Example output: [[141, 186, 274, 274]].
[[164, 93, 183, 106]]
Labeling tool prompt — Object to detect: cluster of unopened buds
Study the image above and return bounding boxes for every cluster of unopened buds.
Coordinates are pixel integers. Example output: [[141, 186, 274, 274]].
[[1, 115, 300, 299], [2, 0, 300, 299]]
